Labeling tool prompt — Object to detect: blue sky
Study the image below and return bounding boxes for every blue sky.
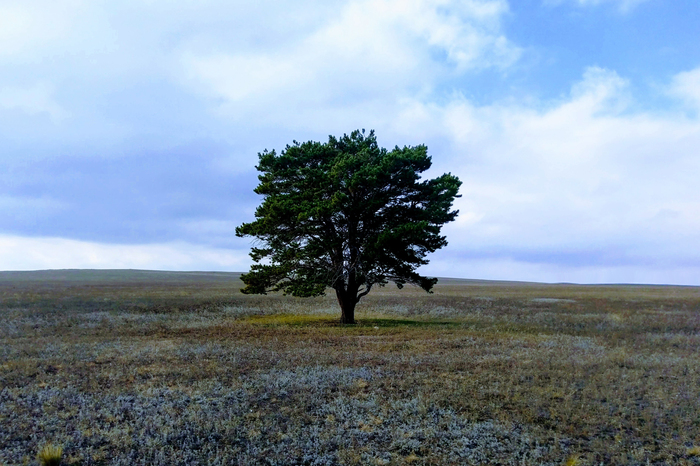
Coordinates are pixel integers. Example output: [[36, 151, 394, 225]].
[[1, 0, 699, 285]]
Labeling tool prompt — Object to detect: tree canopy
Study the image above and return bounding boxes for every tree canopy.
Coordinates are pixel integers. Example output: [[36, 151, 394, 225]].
[[236, 129, 461, 324]]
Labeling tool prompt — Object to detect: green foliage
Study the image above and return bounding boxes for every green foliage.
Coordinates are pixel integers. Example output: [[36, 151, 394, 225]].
[[236, 129, 461, 322]]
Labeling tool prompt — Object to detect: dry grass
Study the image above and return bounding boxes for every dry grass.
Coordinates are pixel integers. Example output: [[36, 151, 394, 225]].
[[37, 444, 63, 466], [1, 270, 700, 465]]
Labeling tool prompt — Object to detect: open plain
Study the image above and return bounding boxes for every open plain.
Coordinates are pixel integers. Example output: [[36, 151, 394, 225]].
[[1, 270, 699, 465]]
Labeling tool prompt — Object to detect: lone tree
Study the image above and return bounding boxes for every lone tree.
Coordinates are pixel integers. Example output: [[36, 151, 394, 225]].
[[236, 129, 461, 324]]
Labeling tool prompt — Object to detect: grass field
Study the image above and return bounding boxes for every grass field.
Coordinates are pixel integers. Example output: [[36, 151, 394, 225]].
[[1, 270, 700, 465]]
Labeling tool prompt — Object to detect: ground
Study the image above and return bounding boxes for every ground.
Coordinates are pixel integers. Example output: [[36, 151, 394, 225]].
[[1, 270, 699, 465]]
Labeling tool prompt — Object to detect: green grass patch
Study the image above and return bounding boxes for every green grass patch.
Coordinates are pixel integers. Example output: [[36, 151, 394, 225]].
[[243, 314, 338, 326]]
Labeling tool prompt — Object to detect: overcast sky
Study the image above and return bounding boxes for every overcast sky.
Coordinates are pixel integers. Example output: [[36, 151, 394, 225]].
[[1, 0, 699, 285]]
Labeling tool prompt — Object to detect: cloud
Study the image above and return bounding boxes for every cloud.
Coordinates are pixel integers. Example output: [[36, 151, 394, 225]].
[[3, 60, 699, 283], [0, 235, 250, 271], [0, 195, 67, 223], [0, 1, 698, 285], [670, 67, 700, 110], [183, 0, 520, 121], [0, 82, 68, 121], [423, 253, 700, 285], [0, 2, 73, 58], [384, 66, 700, 282], [0, 147, 260, 247], [0, 0, 519, 156]]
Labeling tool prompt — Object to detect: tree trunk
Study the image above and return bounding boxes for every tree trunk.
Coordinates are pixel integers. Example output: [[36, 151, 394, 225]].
[[336, 289, 357, 324]]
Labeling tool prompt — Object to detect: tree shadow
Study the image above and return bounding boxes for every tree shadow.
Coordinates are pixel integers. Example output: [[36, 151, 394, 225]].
[[244, 314, 460, 328]]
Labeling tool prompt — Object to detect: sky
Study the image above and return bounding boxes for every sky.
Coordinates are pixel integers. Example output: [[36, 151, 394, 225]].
[[1, 0, 699, 285]]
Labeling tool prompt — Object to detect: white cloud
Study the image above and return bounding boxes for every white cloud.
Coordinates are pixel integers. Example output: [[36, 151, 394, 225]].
[[180, 58, 700, 284], [0, 1, 698, 285], [0, 0, 518, 144], [0, 235, 251, 271], [0, 1, 112, 64], [0, 82, 68, 121], [423, 253, 700, 286], [386, 66, 700, 283], [670, 67, 700, 110], [0, 2, 70, 57], [183, 0, 520, 117]]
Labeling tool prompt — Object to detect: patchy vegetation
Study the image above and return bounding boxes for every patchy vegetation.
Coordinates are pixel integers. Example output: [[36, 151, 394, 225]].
[[1, 270, 700, 465]]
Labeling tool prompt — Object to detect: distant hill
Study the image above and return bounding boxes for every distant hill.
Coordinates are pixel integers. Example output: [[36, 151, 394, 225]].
[[0, 269, 696, 289]]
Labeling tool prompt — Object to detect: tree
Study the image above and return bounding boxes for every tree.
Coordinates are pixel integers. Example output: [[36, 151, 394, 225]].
[[236, 129, 461, 324]]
